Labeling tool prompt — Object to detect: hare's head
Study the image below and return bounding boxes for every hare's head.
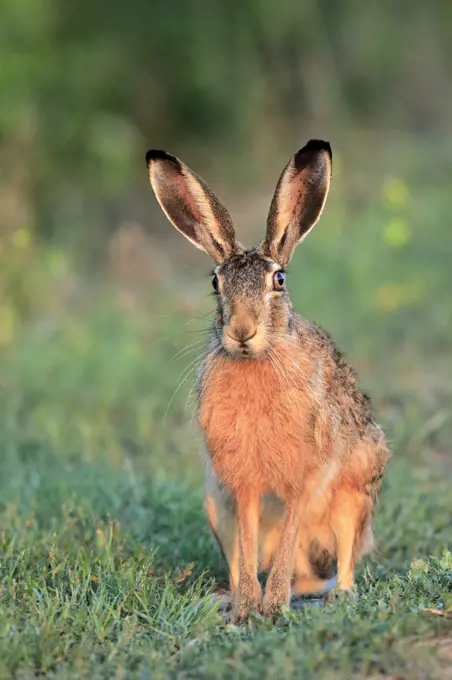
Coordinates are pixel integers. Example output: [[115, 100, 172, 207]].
[[146, 140, 332, 358]]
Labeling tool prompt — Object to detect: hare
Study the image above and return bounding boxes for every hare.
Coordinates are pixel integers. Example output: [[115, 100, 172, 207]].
[[146, 140, 389, 623]]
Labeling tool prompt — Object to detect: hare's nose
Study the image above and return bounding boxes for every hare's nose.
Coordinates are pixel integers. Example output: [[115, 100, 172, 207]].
[[226, 326, 257, 344]]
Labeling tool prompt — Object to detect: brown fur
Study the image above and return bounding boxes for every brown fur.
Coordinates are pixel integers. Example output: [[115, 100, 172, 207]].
[[146, 139, 390, 623], [200, 322, 388, 618]]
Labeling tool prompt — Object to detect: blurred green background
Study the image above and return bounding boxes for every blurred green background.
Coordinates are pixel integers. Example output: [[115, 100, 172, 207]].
[[1, 0, 451, 471], [1, 3, 452, 676]]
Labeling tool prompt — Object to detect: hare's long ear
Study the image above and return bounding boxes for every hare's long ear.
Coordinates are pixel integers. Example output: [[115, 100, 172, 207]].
[[260, 140, 332, 266], [146, 149, 240, 262]]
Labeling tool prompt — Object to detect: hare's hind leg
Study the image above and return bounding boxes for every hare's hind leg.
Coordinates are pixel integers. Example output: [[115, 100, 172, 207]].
[[331, 486, 373, 591], [293, 551, 335, 596], [331, 438, 387, 592], [292, 527, 336, 596]]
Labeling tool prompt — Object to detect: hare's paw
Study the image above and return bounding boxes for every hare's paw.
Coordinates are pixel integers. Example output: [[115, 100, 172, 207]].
[[324, 587, 358, 607], [212, 588, 234, 621], [233, 578, 262, 624], [263, 575, 291, 618]]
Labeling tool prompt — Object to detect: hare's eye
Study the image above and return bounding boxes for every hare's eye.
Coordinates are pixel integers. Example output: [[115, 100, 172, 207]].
[[212, 274, 219, 293], [273, 271, 285, 290]]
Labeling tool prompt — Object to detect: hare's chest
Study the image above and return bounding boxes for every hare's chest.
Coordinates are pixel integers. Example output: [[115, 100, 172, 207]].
[[198, 357, 313, 495]]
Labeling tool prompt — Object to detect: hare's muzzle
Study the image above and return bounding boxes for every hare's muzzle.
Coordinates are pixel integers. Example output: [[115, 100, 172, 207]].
[[223, 318, 264, 357]]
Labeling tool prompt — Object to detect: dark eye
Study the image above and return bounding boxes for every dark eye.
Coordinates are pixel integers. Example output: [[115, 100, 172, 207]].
[[212, 274, 219, 293], [273, 271, 285, 290]]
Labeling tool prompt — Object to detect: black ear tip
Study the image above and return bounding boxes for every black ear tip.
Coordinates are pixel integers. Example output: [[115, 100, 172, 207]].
[[145, 148, 178, 166], [292, 139, 332, 172], [303, 139, 332, 158]]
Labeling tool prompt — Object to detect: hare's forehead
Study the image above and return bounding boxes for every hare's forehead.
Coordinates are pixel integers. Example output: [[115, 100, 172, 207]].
[[218, 251, 275, 295]]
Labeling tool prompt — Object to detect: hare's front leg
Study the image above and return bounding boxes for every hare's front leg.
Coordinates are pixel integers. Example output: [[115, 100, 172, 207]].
[[263, 497, 302, 617], [204, 493, 239, 594], [234, 491, 262, 623]]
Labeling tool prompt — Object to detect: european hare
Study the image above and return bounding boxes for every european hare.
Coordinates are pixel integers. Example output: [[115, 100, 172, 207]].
[[146, 140, 389, 623]]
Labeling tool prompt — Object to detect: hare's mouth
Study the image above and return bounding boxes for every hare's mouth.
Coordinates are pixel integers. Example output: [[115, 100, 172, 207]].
[[227, 346, 258, 359], [222, 328, 268, 358]]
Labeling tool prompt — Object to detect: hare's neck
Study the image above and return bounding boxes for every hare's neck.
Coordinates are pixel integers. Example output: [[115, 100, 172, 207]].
[[200, 344, 312, 407]]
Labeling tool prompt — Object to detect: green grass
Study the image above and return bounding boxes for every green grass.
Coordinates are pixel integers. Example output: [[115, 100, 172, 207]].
[[1, 448, 452, 679], [1, 166, 452, 678]]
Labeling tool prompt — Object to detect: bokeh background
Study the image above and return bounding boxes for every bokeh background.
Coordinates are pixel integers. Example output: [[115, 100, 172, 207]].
[[1, 0, 451, 475], [1, 2, 452, 675]]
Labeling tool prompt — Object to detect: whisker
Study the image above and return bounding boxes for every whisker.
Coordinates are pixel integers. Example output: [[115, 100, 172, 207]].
[[183, 342, 222, 418], [164, 349, 211, 420], [165, 362, 200, 419], [168, 338, 206, 365], [192, 344, 224, 418], [153, 310, 215, 324], [185, 379, 199, 416], [148, 312, 215, 348], [188, 344, 224, 420]]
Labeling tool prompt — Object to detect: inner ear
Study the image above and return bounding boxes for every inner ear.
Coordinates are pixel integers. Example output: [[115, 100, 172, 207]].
[[260, 140, 332, 265], [146, 149, 242, 262]]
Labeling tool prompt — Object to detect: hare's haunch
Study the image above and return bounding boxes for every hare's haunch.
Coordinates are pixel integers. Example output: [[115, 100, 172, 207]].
[[146, 141, 389, 623]]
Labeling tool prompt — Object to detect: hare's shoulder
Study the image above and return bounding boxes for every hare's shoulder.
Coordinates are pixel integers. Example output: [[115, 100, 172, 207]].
[[293, 315, 349, 364], [294, 315, 375, 432]]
